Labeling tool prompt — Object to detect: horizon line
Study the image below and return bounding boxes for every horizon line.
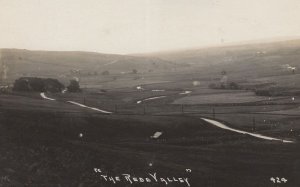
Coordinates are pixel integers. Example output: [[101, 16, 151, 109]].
[[1, 36, 300, 56]]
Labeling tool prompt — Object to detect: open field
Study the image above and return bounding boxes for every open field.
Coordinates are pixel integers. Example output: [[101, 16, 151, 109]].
[[1, 79, 300, 186], [0, 103, 300, 187], [173, 92, 270, 104]]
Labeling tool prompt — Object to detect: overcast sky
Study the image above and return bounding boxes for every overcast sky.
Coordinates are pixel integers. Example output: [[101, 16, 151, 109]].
[[1, 0, 300, 54]]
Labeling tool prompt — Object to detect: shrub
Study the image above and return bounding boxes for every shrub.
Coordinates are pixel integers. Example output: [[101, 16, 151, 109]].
[[102, 70, 110, 75], [229, 82, 239, 89], [132, 69, 138, 74], [208, 83, 217, 89], [255, 89, 271, 96]]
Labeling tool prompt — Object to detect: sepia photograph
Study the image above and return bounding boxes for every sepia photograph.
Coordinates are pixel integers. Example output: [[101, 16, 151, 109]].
[[0, 0, 300, 186]]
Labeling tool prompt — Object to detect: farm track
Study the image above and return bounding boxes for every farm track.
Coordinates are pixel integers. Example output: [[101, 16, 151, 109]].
[[40, 92, 112, 114], [201, 118, 294, 143]]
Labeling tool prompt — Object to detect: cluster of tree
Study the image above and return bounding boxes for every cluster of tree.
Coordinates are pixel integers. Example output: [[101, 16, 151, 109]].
[[255, 89, 272, 96], [70, 69, 99, 76], [13, 77, 82, 93], [70, 69, 81, 75], [87, 71, 98, 76], [208, 82, 239, 90], [0, 85, 10, 93], [13, 77, 64, 93], [254, 87, 296, 96], [73, 69, 140, 76]]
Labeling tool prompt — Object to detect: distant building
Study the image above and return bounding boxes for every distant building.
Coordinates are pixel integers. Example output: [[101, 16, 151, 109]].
[[1, 64, 8, 80], [220, 71, 228, 88]]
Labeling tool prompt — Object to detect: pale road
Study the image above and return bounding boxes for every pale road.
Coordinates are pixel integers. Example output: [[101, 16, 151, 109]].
[[137, 95, 167, 104], [40, 92, 56, 101], [40, 92, 112, 114], [67, 101, 112, 114], [201, 118, 294, 143]]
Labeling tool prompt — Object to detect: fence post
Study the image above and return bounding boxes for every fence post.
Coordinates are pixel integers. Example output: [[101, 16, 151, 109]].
[[212, 108, 215, 119], [252, 117, 256, 131], [143, 105, 146, 115], [181, 104, 184, 114], [115, 105, 118, 114]]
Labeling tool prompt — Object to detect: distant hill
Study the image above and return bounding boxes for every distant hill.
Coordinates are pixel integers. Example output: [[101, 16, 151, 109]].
[[139, 39, 300, 80], [1, 39, 300, 88], [0, 49, 175, 84]]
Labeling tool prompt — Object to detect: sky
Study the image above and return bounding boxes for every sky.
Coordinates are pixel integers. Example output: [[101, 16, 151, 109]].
[[0, 0, 300, 54]]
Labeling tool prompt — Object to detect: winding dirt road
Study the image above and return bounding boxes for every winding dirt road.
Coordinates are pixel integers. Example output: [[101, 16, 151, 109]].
[[40, 92, 112, 114], [201, 118, 294, 143], [40, 92, 56, 101]]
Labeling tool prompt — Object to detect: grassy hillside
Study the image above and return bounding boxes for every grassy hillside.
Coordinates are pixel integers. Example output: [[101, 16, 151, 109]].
[[142, 39, 300, 81], [0, 49, 174, 85], [2, 39, 300, 91]]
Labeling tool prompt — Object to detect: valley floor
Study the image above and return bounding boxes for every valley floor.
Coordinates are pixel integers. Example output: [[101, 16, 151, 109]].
[[0, 83, 300, 186]]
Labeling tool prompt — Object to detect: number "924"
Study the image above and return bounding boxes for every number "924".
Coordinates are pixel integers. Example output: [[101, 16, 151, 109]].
[[270, 177, 287, 184]]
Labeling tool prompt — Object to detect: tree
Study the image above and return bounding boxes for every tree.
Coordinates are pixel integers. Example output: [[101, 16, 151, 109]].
[[132, 69, 138, 74], [67, 80, 81, 92], [102, 70, 110, 75]]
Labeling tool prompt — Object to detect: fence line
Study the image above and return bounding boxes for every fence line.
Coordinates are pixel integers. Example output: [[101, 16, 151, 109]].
[[1, 104, 300, 118]]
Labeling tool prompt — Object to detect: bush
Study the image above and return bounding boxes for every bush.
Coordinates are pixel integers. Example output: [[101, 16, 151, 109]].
[[132, 69, 138, 74], [229, 82, 239, 89], [102, 70, 110, 75], [208, 83, 217, 89], [255, 87, 290, 96], [255, 89, 272, 96]]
